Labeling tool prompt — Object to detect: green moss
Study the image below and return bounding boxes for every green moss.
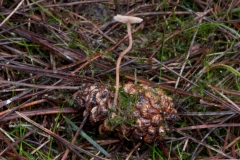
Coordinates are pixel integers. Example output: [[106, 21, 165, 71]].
[[109, 87, 139, 128]]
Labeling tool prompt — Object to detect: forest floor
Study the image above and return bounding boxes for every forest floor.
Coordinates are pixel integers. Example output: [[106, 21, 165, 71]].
[[0, 0, 240, 159]]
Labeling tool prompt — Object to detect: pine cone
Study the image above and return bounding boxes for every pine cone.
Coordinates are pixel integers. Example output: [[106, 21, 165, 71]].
[[76, 82, 177, 143]]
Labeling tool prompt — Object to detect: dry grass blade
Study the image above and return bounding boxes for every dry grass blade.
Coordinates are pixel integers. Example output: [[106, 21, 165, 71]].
[[0, 107, 78, 121], [175, 8, 212, 88], [0, 0, 24, 27], [64, 115, 111, 158], [0, 63, 93, 82], [208, 85, 240, 112], [175, 129, 234, 159], [0, 79, 80, 90], [0, 129, 22, 160], [0, 87, 34, 108], [14, 111, 109, 160], [61, 113, 89, 159], [1, 24, 83, 62], [125, 142, 141, 160], [0, 128, 38, 157], [178, 123, 240, 131]]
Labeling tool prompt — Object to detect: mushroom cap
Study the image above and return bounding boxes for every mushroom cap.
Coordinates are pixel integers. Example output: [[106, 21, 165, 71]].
[[114, 14, 143, 24]]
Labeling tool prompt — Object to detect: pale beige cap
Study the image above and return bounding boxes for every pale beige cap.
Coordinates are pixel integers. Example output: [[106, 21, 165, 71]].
[[114, 14, 143, 24]]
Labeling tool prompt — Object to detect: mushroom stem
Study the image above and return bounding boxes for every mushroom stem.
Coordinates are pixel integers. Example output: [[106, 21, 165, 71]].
[[113, 21, 133, 107]]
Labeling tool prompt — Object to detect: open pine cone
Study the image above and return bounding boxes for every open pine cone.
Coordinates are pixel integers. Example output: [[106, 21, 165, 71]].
[[76, 82, 177, 143]]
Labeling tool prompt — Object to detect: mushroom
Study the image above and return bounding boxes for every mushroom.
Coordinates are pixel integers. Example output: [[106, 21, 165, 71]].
[[113, 14, 143, 106]]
